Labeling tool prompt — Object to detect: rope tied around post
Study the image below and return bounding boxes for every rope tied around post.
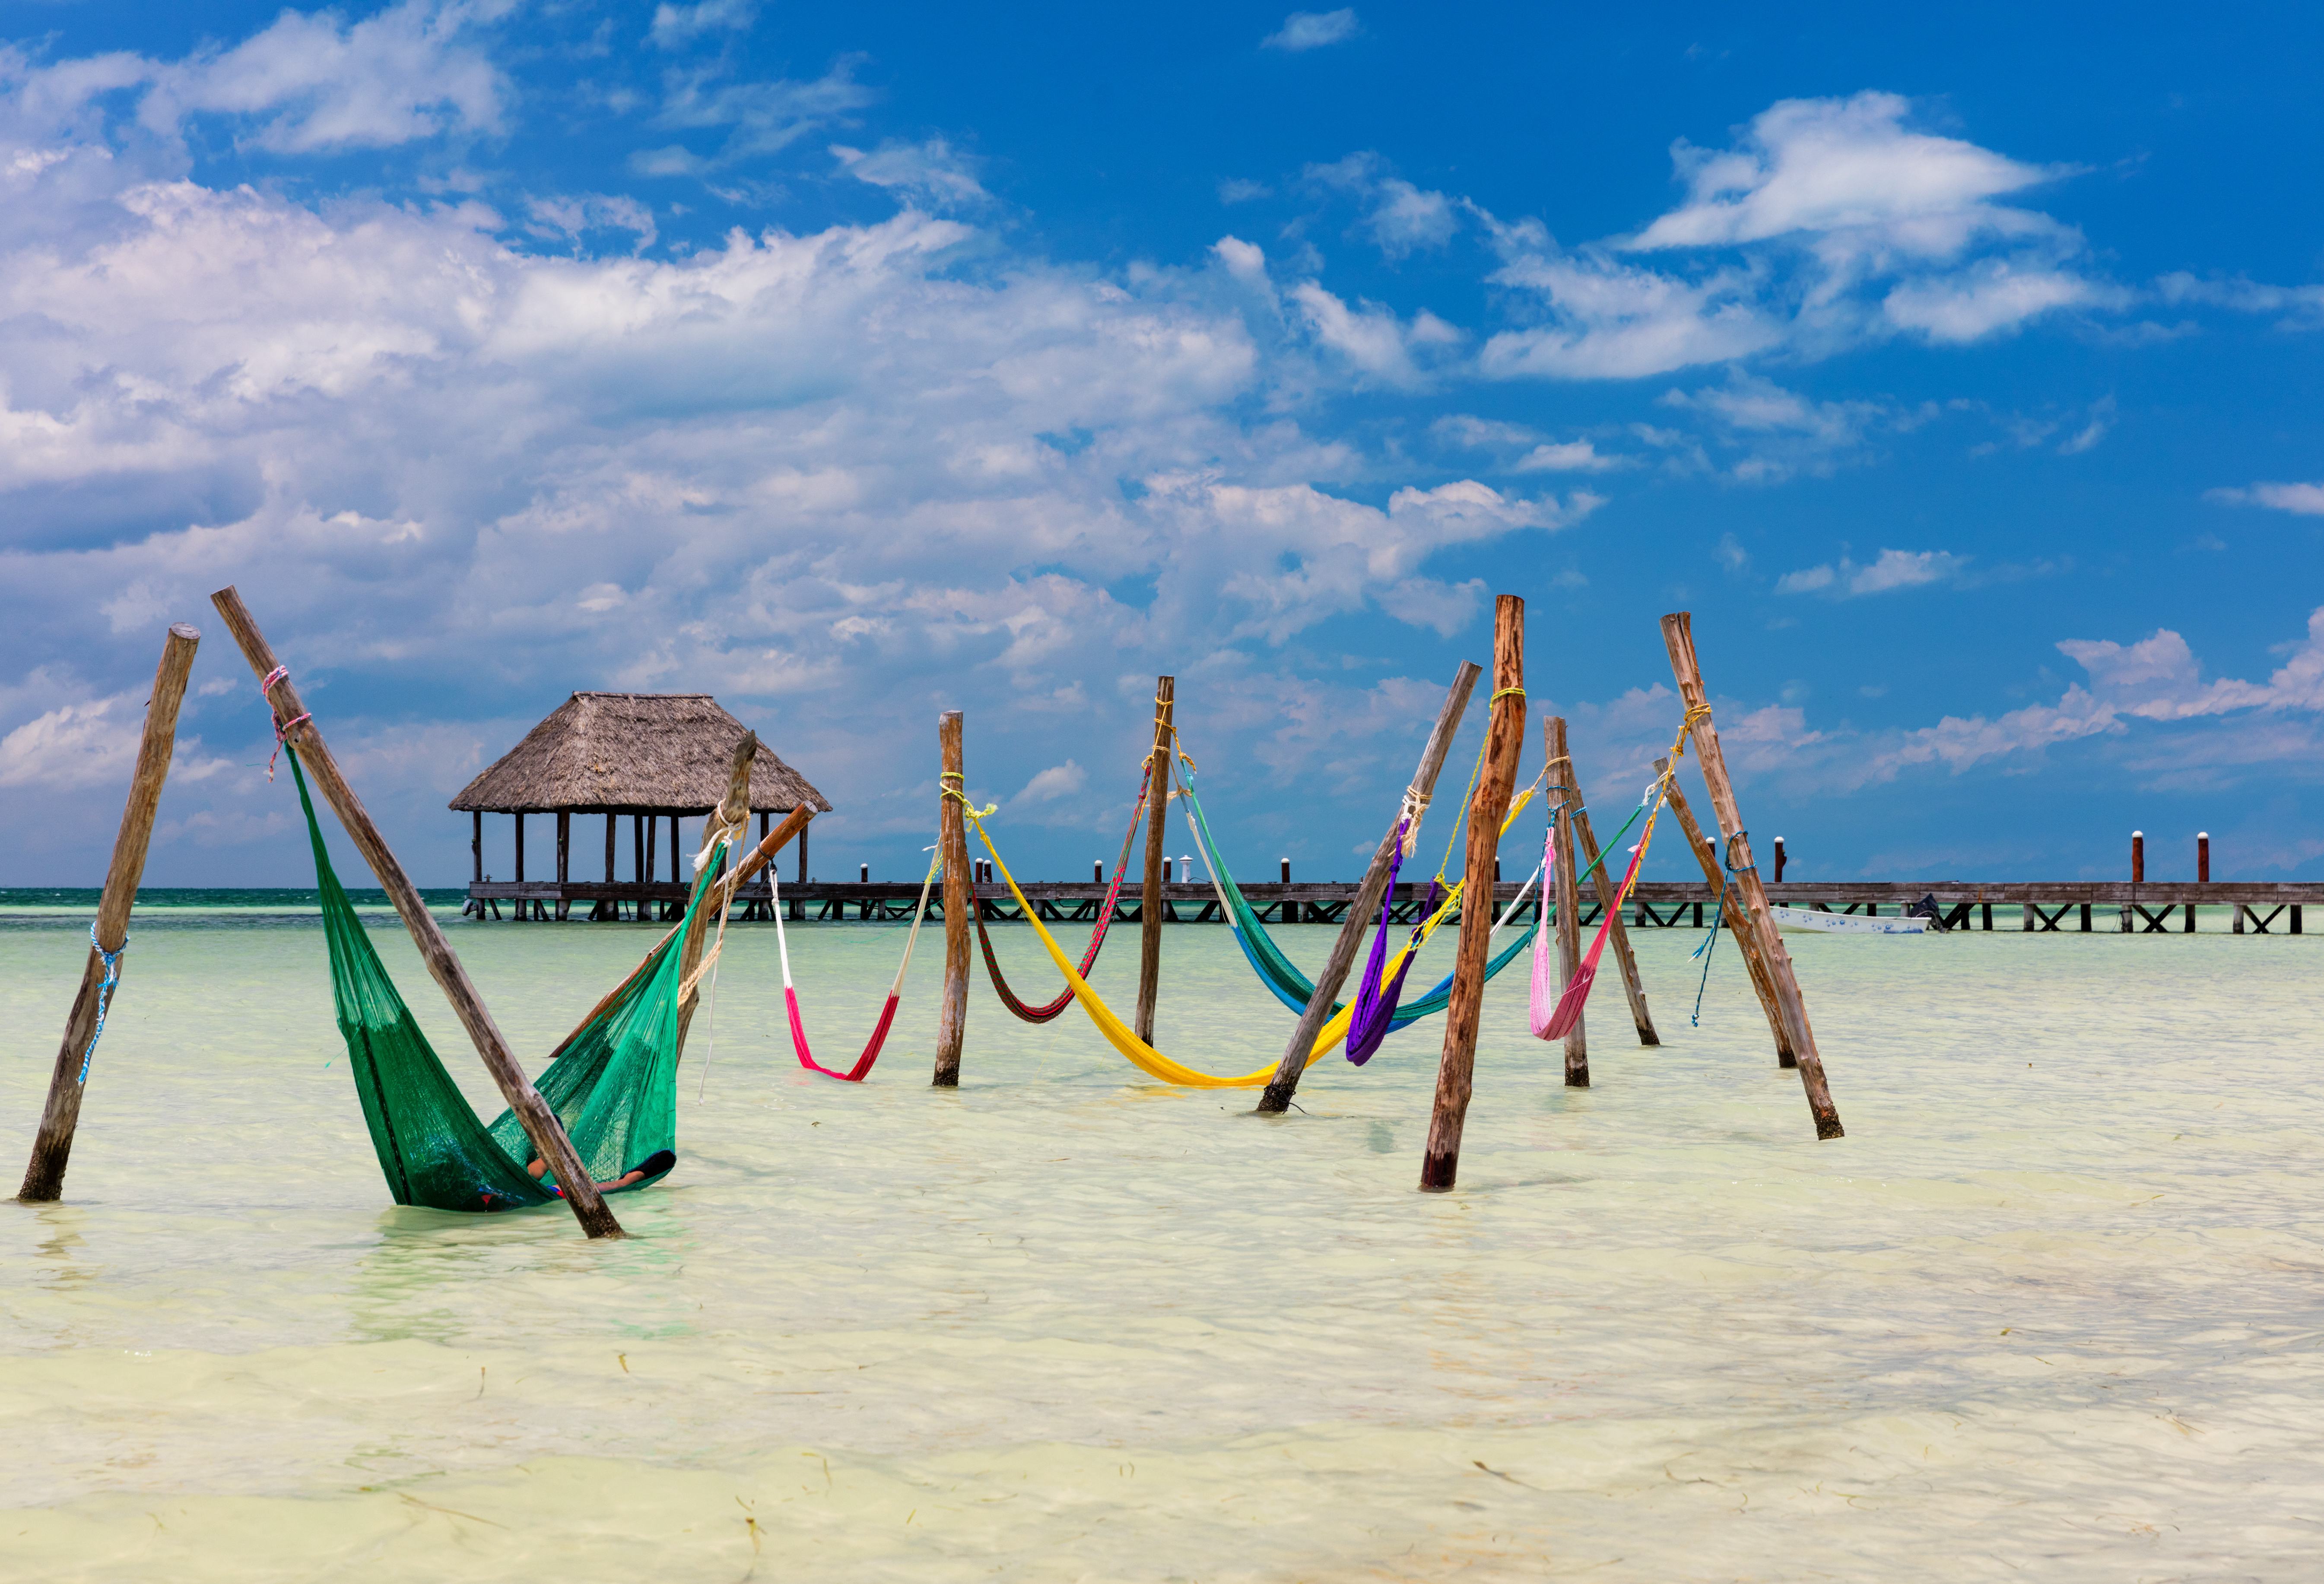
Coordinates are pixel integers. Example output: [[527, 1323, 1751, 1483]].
[[939, 771, 997, 819], [76, 922, 125, 1084], [257, 665, 312, 782]]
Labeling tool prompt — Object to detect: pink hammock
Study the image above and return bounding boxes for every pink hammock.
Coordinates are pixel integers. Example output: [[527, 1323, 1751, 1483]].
[[771, 853, 940, 1082], [1532, 798, 1653, 1041]]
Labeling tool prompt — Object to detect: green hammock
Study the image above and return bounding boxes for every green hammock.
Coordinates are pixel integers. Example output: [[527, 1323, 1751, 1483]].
[[292, 748, 707, 1213], [1178, 780, 1531, 1024]]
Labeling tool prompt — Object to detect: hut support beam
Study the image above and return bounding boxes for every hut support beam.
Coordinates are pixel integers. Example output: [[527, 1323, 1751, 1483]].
[[18, 623, 199, 1203], [210, 586, 623, 1238]]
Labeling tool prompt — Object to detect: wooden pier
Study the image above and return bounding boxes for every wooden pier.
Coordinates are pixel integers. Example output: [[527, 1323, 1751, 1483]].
[[464, 877, 2315, 934]]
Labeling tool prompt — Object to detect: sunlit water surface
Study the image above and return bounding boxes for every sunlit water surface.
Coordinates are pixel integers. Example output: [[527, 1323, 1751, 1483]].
[[1, 902, 2318, 1581]]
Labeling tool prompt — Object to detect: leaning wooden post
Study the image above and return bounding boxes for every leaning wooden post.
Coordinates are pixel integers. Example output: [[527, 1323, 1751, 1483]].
[[671, 733, 755, 1052], [1133, 676, 1175, 1046], [1660, 613, 1843, 1140], [1658, 756, 1792, 1067], [932, 711, 971, 1086], [208, 587, 624, 1238], [18, 624, 200, 1202], [1565, 757, 1660, 1050], [1256, 660, 1482, 1114], [1420, 597, 1525, 1191], [1546, 715, 1588, 1086]]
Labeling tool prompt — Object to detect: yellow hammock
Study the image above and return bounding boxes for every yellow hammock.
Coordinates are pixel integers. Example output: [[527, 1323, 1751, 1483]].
[[960, 782, 1540, 1089]]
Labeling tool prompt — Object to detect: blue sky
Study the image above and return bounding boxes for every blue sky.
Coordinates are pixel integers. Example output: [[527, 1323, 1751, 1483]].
[[2, 0, 2321, 887]]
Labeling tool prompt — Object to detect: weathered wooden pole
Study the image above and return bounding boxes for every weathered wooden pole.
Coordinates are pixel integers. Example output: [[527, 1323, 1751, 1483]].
[[548, 802, 813, 1060], [1134, 676, 1175, 1046], [1257, 660, 1482, 1115], [18, 624, 200, 1203], [1546, 715, 1588, 1086], [1658, 756, 1793, 1067], [1772, 836, 1787, 882], [673, 733, 755, 1051], [555, 811, 571, 921], [1659, 613, 1843, 1140], [1568, 783, 1659, 1048], [1420, 597, 1525, 1191], [208, 587, 624, 1238], [933, 711, 971, 1086]]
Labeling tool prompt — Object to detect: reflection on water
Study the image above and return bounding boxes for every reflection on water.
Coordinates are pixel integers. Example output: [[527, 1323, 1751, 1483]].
[[2, 906, 2321, 1580]]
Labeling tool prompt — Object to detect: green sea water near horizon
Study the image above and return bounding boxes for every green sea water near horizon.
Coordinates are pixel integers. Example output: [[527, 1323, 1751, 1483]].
[[0, 897, 2318, 1580]]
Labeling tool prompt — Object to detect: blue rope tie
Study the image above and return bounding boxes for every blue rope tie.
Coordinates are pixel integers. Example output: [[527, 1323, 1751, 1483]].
[[78, 922, 125, 1083], [1688, 835, 1745, 1028]]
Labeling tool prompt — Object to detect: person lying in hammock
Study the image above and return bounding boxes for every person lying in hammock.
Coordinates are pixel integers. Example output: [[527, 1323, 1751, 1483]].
[[523, 1148, 678, 1195]]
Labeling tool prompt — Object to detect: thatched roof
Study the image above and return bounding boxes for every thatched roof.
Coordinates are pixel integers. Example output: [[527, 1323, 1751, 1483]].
[[449, 693, 832, 815]]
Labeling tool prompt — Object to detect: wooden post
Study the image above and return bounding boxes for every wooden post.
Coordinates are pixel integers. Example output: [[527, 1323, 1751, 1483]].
[[1773, 836, 1787, 882], [514, 813, 526, 884], [1546, 715, 1587, 1086], [471, 812, 483, 884], [2198, 832, 2210, 883], [549, 804, 813, 1060], [555, 811, 571, 921], [1420, 597, 1524, 1190], [933, 711, 970, 1086], [17, 623, 200, 1203], [1660, 612, 1843, 1140], [1658, 758, 1793, 1067], [673, 735, 754, 1051], [1134, 676, 1175, 1046], [207, 586, 624, 1239], [1257, 660, 1482, 1114], [798, 823, 809, 886], [1568, 792, 1659, 1048]]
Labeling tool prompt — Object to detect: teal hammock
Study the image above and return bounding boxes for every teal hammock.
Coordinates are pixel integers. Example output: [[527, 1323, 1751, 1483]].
[[292, 747, 702, 1213], [1178, 780, 1531, 1026]]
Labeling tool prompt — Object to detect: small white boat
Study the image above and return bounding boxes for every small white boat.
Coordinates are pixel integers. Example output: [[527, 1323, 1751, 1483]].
[[1771, 905, 1932, 936]]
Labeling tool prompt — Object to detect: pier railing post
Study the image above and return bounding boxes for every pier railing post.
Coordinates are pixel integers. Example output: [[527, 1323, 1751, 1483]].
[[209, 587, 623, 1239], [1257, 660, 1481, 1114], [1421, 596, 1526, 1191], [1134, 676, 1175, 1046], [1660, 612, 1843, 1140], [18, 623, 199, 1203], [1546, 714, 1587, 1086], [933, 711, 971, 1086], [1658, 756, 1793, 1068]]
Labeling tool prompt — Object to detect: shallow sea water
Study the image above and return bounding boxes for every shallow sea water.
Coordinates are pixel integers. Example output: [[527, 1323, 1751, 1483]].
[[1, 901, 2319, 1581]]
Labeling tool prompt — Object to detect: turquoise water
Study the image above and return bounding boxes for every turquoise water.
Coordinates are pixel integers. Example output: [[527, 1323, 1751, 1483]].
[[2, 900, 2320, 1579]]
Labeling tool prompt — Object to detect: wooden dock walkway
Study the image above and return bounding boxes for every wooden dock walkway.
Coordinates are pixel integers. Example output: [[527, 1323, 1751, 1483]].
[[464, 878, 2315, 935]]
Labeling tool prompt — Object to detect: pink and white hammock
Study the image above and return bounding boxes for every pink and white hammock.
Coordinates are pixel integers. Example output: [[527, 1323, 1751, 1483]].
[[1532, 785, 1664, 1041], [770, 851, 941, 1082]]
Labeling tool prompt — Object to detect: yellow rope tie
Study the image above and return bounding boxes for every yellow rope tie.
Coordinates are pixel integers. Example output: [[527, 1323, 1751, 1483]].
[[938, 772, 996, 818]]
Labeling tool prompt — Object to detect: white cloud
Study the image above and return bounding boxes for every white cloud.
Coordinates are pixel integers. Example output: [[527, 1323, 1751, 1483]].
[[649, 0, 757, 49], [1659, 371, 1897, 481], [831, 138, 985, 208], [124, 0, 507, 153], [2210, 482, 2324, 516], [1217, 178, 1271, 204], [651, 57, 876, 164], [1777, 548, 1969, 597], [1512, 440, 1622, 473], [1627, 92, 2063, 254], [1289, 280, 1457, 387], [1263, 10, 1361, 51], [1015, 760, 1087, 804], [1306, 153, 1461, 259], [1479, 253, 1777, 379], [1211, 235, 1268, 281]]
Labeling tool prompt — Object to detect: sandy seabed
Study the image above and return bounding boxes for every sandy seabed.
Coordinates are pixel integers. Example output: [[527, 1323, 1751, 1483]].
[[2, 902, 2318, 1581]]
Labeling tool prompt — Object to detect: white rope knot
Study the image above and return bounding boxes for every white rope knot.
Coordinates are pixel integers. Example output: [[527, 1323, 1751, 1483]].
[[1397, 786, 1430, 855]]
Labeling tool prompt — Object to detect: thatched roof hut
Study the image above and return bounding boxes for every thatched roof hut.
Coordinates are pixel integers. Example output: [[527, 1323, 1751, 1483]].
[[450, 693, 832, 815]]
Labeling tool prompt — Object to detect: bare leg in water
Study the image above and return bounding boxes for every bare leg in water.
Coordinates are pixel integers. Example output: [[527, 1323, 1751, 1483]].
[[525, 1148, 677, 1193]]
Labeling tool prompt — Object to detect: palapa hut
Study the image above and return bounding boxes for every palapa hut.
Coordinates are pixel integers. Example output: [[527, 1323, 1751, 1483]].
[[452, 692, 831, 921]]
